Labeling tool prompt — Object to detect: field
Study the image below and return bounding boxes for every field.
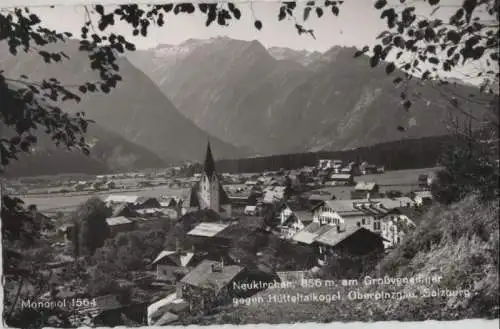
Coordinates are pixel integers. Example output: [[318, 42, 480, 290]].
[[18, 186, 189, 213], [17, 167, 439, 213]]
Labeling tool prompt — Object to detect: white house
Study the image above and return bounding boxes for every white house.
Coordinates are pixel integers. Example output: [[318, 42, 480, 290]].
[[311, 200, 378, 232], [375, 208, 418, 248], [412, 191, 433, 206], [276, 204, 309, 239]]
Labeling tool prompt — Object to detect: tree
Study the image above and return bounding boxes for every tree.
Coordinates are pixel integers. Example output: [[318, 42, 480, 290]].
[[71, 197, 111, 256], [431, 126, 499, 204], [1, 1, 497, 175]]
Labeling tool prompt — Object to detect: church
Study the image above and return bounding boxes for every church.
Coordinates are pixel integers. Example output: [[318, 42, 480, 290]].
[[182, 142, 232, 217]]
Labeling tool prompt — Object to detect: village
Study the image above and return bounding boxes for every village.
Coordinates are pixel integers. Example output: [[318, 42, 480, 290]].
[[5, 142, 436, 327]]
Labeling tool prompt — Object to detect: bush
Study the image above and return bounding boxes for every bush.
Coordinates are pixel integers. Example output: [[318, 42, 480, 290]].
[[432, 138, 499, 204]]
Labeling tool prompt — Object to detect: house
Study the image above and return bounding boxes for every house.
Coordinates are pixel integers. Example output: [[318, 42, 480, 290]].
[[361, 164, 378, 175], [147, 293, 189, 326], [376, 207, 419, 248], [133, 196, 161, 210], [152, 249, 198, 283], [369, 197, 417, 209], [313, 226, 387, 265], [351, 182, 380, 199], [177, 260, 245, 313], [110, 203, 138, 218], [106, 216, 135, 237], [308, 191, 336, 208], [181, 142, 232, 218], [317, 159, 343, 170], [311, 200, 376, 231], [292, 222, 336, 246], [275, 204, 308, 239], [68, 294, 130, 327], [160, 197, 178, 208], [413, 190, 433, 206], [326, 173, 354, 186], [244, 205, 258, 216], [418, 173, 436, 189], [262, 186, 286, 204], [186, 222, 235, 261], [104, 195, 141, 206], [58, 224, 75, 242], [277, 203, 294, 225], [187, 222, 230, 238], [293, 211, 315, 227], [279, 214, 306, 239]]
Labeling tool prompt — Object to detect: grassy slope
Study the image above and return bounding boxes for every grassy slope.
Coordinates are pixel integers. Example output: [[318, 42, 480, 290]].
[[186, 195, 499, 324]]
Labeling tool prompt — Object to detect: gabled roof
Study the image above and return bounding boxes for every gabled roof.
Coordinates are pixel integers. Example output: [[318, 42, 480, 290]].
[[180, 260, 244, 292], [292, 223, 335, 245], [152, 250, 196, 267], [329, 173, 352, 180], [382, 207, 423, 223], [154, 312, 179, 326], [104, 195, 140, 204], [312, 200, 361, 213], [187, 222, 230, 237], [293, 211, 314, 224], [111, 203, 136, 217], [315, 226, 388, 247], [152, 251, 177, 265]]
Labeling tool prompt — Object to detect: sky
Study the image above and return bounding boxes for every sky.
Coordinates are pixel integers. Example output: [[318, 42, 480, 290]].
[[0, 0, 479, 52], [0, 0, 497, 85]]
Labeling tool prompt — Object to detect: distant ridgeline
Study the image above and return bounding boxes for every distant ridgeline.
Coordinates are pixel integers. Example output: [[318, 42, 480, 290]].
[[215, 135, 455, 174], [6, 134, 453, 178]]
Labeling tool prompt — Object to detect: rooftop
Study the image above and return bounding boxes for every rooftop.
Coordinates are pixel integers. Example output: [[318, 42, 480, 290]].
[[106, 216, 133, 226], [104, 195, 140, 204], [292, 222, 335, 245], [187, 222, 230, 237], [180, 260, 244, 292]]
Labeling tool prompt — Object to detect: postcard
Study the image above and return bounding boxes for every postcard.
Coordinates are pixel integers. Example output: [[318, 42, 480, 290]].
[[1, 0, 498, 328]]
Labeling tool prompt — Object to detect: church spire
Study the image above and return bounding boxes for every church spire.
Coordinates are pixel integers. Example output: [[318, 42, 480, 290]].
[[203, 140, 216, 177]]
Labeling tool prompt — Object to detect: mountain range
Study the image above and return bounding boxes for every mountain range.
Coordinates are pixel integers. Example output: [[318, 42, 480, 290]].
[[1, 36, 493, 176], [128, 37, 491, 156], [0, 39, 246, 176]]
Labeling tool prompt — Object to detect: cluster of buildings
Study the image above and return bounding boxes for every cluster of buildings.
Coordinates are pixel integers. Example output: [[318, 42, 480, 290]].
[[27, 142, 437, 327]]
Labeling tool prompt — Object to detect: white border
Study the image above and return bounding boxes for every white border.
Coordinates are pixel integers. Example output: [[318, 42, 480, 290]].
[[0, 0, 499, 328]]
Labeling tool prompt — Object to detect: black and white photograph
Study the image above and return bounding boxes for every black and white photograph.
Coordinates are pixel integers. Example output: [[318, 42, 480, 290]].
[[0, 0, 499, 328]]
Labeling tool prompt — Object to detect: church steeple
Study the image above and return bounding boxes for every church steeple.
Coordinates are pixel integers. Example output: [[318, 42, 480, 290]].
[[203, 141, 216, 178]]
